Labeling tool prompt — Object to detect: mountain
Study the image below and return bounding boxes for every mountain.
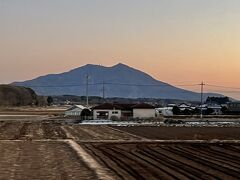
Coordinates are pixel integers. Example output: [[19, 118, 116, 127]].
[[12, 63, 222, 101]]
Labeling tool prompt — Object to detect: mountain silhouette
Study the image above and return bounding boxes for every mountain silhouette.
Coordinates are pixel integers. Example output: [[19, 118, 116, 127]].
[[13, 63, 222, 101]]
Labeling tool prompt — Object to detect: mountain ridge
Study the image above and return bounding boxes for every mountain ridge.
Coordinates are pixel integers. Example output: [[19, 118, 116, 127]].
[[12, 63, 223, 101]]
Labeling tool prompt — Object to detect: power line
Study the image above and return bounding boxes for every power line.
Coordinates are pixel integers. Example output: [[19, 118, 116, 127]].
[[19, 83, 199, 88], [15, 82, 240, 96], [105, 83, 199, 87], [206, 84, 240, 90], [204, 89, 240, 93], [102, 81, 105, 99], [204, 84, 240, 94], [20, 84, 87, 88], [199, 82, 205, 119], [86, 74, 90, 107]]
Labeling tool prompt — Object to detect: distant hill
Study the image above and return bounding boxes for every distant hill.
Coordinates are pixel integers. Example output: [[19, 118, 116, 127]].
[[13, 63, 223, 101], [0, 85, 45, 106], [52, 95, 200, 107]]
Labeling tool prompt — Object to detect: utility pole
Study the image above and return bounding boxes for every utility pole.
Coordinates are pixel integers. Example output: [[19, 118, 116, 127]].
[[100, 64, 106, 101], [102, 81, 105, 100], [200, 81, 205, 119], [86, 74, 89, 107]]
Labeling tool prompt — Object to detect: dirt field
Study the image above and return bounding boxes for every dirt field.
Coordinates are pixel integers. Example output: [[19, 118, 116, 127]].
[[0, 122, 138, 140], [114, 126, 240, 140], [0, 107, 66, 115], [82, 142, 240, 180], [0, 120, 239, 179], [63, 125, 140, 140], [0, 141, 97, 179], [0, 121, 67, 140]]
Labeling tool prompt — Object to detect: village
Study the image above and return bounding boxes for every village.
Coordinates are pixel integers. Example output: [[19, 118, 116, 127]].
[[0, 105, 239, 179], [64, 99, 240, 121]]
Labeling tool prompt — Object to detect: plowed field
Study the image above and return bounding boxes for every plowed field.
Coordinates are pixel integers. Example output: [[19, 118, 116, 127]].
[[114, 126, 240, 140], [82, 142, 240, 180], [0, 120, 239, 179], [0, 141, 97, 179], [0, 121, 67, 140]]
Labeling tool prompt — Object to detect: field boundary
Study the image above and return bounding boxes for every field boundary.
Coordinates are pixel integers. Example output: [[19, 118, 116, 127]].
[[66, 140, 114, 180], [106, 126, 147, 139], [61, 126, 76, 140], [61, 125, 115, 179], [0, 139, 240, 144]]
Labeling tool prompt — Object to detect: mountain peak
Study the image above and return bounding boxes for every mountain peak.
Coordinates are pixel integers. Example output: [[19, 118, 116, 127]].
[[83, 64, 98, 68], [112, 63, 129, 68], [80, 63, 129, 69], [12, 63, 223, 100]]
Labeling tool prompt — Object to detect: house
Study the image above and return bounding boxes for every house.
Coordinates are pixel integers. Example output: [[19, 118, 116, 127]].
[[178, 103, 191, 111], [198, 104, 208, 111], [208, 105, 222, 115], [65, 105, 91, 117], [166, 104, 176, 107], [132, 103, 156, 118], [156, 107, 173, 116], [227, 102, 240, 114], [92, 103, 123, 120], [156, 103, 183, 116], [92, 103, 156, 120], [157, 103, 200, 116]]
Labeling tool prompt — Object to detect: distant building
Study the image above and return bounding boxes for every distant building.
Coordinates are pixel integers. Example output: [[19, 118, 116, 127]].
[[132, 104, 156, 119], [156, 107, 173, 116], [92, 103, 156, 120], [227, 102, 240, 114], [92, 103, 123, 120], [65, 105, 91, 117], [208, 105, 222, 115], [198, 104, 208, 111], [166, 104, 176, 107], [178, 103, 193, 111], [157, 103, 196, 116]]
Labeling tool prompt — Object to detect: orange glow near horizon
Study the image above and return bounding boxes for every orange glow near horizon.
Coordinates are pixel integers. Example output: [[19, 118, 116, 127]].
[[0, 0, 240, 99]]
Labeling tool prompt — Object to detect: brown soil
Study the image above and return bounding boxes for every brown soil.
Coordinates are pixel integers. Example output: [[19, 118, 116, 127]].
[[63, 125, 139, 140], [0, 120, 240, 179], [113, 126, 240, 140], [82, 142, 240, 180], [0, 121, 67, 140], [0, 141, 97, 179]]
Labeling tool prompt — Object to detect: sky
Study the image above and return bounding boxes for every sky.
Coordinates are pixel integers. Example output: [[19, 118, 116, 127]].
[[0, 0, 240, 99]]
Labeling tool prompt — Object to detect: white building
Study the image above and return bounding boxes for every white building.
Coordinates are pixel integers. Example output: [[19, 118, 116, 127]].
[[227, 102, 240, 113], [93, 103, 123, 120], [156, 107, 173, 116], [132, 104, 156, 119], [208, 105, 222, 115], [178, 103, 191, 111], [92, 103, 155, 120], [65, 105, 91, 117]]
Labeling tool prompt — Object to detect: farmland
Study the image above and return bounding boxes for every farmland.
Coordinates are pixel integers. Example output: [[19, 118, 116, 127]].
[[82, 142, 240, 180], [0, 119, 239, 179], [114, 126, 240, 140], [0, 141, 97, 180]]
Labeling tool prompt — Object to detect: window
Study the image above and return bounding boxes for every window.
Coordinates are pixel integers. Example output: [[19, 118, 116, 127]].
[[96, 111, 109, 119], [112, 111, 118, 114]]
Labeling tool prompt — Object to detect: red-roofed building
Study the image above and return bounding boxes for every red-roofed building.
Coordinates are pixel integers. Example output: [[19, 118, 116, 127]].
[[92, 103, 155, 120]]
